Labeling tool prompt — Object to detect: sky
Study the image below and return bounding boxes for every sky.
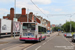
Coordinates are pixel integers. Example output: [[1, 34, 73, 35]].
[[0, 0, 75, 25]]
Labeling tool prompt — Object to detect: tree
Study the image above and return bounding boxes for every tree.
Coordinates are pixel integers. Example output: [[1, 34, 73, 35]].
[[52, 27, 63, 31], [62, 21, 75, 32]]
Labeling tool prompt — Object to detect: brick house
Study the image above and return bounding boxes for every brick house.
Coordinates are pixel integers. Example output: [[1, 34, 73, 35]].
[[42, 19, 51, 30], [47, 21, 50, 30], [37, 16, 43, 24], [37, 16, 51, 30], [3, 8, 50, 30], [3, 8, 41, 23]]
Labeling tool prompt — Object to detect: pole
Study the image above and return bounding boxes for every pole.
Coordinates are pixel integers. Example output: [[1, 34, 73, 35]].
[[14, 0, 16, 38], [70, 15, 72, 33], [70, 22, 71, 32], [36, 13, 38, 23]]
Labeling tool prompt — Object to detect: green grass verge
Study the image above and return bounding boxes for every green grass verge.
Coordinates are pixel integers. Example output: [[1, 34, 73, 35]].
[[71, 32, 75, 35]]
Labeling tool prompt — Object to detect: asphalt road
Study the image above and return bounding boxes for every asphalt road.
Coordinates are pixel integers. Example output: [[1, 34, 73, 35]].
[[0, 37, 34, 50], [26, 33, 75, 50], [64, 35, 75, 47], [0, 32, 57, 50], [1, 32, 74, 50]]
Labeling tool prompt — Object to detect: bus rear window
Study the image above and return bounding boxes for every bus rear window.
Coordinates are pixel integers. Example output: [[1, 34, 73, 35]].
[[23, 23, 35, 30]]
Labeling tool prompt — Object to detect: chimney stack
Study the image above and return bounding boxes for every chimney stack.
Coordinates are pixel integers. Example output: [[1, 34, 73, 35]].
[[29, 12, 34, 22], [22, 8, 26, 15], [10, 8, 14, 20], [29, 12, 33, 14]]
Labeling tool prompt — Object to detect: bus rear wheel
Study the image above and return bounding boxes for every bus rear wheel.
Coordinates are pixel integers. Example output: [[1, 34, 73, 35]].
[[43, 37, 46, 40], [38, 38, 42, 42]]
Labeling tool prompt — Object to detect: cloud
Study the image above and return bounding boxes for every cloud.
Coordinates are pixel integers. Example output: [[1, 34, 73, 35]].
[[39, 8, 50, 14], [61, 12, 67, 14], [72, 7, 75, 10], [51, 8, 62, 12], [0, 8, 9, 16], [16, 0, 50, 15], [32, 0, 51, 4], [0, 0, 13, 3], [0, 8, 9, 12], [54, 9, 62, 11], [73, 0, 75, 1]]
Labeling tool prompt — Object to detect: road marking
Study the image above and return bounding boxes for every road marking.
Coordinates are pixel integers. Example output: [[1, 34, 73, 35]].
[[62, 34, 75, 47], [42, 42, 46, 45], [47, 33, 58, 40], [35, 34, 57, 50], [25, 32, 58, 50], [47, 40, 50, 42], [71, 43, 75, 46], [25, 44, 37, 50], [47, 35, 56, 43], [35, 45, 41, 50]]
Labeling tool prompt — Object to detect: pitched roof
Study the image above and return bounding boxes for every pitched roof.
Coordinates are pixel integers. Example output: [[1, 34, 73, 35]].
[[7, 14, 21, 18]]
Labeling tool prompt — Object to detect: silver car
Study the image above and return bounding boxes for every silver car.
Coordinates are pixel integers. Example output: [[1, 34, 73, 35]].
[[66, 33, 72, 38]]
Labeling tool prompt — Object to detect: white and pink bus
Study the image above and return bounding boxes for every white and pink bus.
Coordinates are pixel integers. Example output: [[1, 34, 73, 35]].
[[19, 22, 48, 42]]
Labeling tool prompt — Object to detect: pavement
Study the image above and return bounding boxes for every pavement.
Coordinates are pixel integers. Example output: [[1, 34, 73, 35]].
[[0, 32, 57, 50], [25, 33, 75, 50]]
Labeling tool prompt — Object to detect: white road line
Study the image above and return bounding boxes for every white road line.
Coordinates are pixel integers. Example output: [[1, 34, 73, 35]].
[[35, 34, 57, 50], [47, 35, 56, 42], [62, 34, 75, 47], [47, 40, 50, 42], [35, 45, 41, 50], [71, 43, 75, 46], [25, 44, 37, 50], [47, 33, 57, 40], [25, 33, 58, 50], [42, 42, 47, 45]]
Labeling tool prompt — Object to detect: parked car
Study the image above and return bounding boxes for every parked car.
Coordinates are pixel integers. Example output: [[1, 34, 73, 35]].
[[66, 33, 72, 38], [72, 34, 75, 42], [62, 31, 63, 33], [64, 33, 66, 37]]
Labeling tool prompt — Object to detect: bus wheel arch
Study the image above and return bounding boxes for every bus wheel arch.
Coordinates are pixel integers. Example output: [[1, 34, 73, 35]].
[[38, 36, 42, 42]]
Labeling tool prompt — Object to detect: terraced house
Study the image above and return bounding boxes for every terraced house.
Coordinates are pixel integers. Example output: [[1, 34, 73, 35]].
[[3, 8, 50, 31]]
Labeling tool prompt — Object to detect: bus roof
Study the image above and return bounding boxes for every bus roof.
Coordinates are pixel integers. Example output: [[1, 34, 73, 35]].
[[37, 23, 46, 28], [21, 22, 35, 23]]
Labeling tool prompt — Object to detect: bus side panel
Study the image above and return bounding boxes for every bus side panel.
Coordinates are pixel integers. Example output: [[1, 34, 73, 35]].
[[36, 25, 40, 40], [36, 24, 46, 40], [34, 24, 39, 41]]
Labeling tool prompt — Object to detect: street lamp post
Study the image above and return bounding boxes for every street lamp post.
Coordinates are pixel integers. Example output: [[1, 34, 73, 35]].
[[27, 9, 29, 22], [14, 0, 16, 38], [70, 15, 72, 33]]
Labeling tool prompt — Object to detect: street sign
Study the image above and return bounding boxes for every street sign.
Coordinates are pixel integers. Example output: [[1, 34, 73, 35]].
[[58, 29, 60, 31]]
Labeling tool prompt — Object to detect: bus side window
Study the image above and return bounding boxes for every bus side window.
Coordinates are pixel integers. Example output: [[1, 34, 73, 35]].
[[38, 26, 42, 34]]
